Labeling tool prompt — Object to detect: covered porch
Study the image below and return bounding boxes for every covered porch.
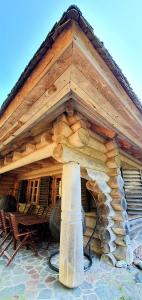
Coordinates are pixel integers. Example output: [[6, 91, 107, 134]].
[[0, 110, 132, 289]]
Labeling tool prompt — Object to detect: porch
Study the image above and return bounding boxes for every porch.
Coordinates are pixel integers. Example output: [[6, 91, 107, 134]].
[[0, 111, 137, 288]]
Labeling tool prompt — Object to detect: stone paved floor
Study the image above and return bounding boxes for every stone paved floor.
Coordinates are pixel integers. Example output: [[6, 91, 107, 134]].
[[0, 242, 142, 300]]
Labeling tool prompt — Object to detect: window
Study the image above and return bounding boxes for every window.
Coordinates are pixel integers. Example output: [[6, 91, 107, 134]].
[[21, 176, 62, 207], [50, 176, 62, 206], [27, 179, 40, 205]]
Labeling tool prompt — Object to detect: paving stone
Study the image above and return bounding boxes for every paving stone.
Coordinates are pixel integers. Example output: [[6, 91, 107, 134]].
[[0, 284, 25, 298], [135, 283, 142, 300], [122, 283, 142, 300], [52, 280, 81, 298], [95, 284, 121, 300], [134, 245, 142, 260], [45, 275, 56, 283], [38, 288, 52, 299], [83, 294, 98, 300], [135, 272, 142, 283], [80, 281, 93, 290]]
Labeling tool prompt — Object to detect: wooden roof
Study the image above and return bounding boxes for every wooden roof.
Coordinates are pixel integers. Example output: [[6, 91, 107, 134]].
[[1, 5, 142, 117]]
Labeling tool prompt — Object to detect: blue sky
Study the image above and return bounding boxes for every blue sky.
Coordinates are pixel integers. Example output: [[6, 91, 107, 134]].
[[0, 0, 142, 107]]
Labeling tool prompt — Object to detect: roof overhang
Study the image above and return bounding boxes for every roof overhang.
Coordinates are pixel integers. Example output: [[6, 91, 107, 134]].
[[1, 12, 142, 163]]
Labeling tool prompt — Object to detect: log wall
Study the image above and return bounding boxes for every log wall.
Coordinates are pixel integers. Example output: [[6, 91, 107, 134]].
[[106, 141, 133, 264], [84, 140, 134, 264], [83, 211, 98, 251], [0, 174, 16, 195]]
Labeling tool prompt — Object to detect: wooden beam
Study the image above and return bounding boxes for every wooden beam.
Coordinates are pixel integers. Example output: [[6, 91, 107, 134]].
[[23, 143, 36, 155], [53, 143, 108, 172], [91, 124, 116, 139], [52, 134, 107, 162], [12, 152, 22, 161], [53, 120, 73, 140], [0, 64, 71, 151], [0, 143, 57, 174], [73, 26, 142, 125], [86, 180, 100, 194], [67, 112, 84, 125], [17, 164, 62, 180], [70, 66, 142, 149], [4, 157, 12, 166], [0, 25, 73, 128], [120, 150, 142, 170], [39, 132, 52, 144], [68, 128, 106, 152], [78, 147, 107, 162], [71, 119, 89, 132], [0, 159, 4, 167]]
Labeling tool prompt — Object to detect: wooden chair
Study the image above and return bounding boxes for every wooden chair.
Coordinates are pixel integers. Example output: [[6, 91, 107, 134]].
[[19, 203, 30, 214], [42, 206, 52, 220], [31, 205, 40, 216], [38, 206, 53, 241], [18, 203, 26, 213], [36, 206, 45, 217], [6, 213, 38, 266], [29, 206, 46, 239], [0, 210, 12, 248], [0, 211, 4, 237], [23, 203, 30, 214], [0, 210, 13, 259], [26, 204, 35, 215]]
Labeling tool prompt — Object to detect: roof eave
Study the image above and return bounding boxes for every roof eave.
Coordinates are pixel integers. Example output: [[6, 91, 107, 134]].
[[1, 5, 142, 116]]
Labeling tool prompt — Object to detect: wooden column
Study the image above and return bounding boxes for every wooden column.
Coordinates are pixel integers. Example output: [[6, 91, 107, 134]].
[[59, 162, 84, 288]]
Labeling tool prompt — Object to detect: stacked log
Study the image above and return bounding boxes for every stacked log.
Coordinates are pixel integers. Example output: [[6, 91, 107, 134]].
[[0, 112, 108, 175], [106, 141, 133, 264], [86, 177, 116, 259], [83, 211, 99, 253], [52, 113, 108, 172]]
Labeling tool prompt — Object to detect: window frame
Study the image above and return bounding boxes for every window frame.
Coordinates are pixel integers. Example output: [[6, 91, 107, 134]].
[[27, 178, 40, 205]]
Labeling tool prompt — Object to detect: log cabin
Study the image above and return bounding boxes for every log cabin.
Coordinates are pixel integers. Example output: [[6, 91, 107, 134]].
[[0, 5, 142, 287]]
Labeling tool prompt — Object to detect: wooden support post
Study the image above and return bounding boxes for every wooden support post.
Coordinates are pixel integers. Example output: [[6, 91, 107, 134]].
[[59, 162, 84, 288]]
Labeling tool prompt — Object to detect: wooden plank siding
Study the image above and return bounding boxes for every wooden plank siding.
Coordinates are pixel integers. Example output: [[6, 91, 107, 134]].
[[122, 168, 142, 238], [39, 177, 51, 207]]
